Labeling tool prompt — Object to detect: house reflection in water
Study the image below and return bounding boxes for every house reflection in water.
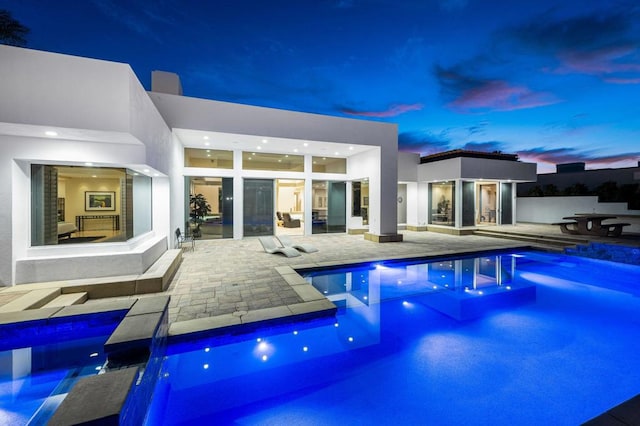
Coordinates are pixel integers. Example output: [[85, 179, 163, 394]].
[[306, 253, 537, 321]]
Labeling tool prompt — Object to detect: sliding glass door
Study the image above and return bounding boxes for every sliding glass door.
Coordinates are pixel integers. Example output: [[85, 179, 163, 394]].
[[312, 180, 346, 234], [186, 176, 233, 239], [244, 178, 274, 237]]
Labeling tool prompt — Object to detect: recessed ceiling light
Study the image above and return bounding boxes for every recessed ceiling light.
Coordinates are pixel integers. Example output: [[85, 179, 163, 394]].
[[204, 142, 210, 146], [349, 146, 354, 150], [45, 130, 58, 136], [92, 175, 97, 178], [322, 157, 326, 160], [207, 154, 211, 157], [293, 148, 298, 153], [85, 162, 93, 166], [154, 173, 159, 177], [278, 159, 282, 162], [203, 136, 209, 140], [262, 139, 268, 144], [303, 142, 308, 147], [143, 169, 150, 173], [257, 146, 262, 150], [285, 154, 289, 157]]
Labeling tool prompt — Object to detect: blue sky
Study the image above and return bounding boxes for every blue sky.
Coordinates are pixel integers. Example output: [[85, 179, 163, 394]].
[[3, 0, 639, 173]]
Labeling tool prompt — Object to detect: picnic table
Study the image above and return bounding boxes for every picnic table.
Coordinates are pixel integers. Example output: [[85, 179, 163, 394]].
[[557, 214, 630, 237]]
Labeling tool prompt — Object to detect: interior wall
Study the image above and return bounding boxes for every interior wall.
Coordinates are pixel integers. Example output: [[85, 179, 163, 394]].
[[60, 177, 122, 224]]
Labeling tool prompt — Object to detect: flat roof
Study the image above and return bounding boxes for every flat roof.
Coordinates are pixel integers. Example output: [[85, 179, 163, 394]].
[[420, 149, 519, 164]]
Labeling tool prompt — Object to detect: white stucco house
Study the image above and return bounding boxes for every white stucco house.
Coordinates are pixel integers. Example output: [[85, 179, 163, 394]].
[[0, 45, 401, 286], [0, 45, 538, 287]]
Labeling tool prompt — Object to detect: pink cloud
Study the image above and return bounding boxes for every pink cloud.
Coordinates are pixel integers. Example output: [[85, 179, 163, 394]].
[[448, 80, 560, 112], [554, 45, 640, 84], [342, 103, 423, 117]]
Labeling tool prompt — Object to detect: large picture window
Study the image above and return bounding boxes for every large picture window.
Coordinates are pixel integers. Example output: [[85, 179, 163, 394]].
[[31, 165, 152, 246]]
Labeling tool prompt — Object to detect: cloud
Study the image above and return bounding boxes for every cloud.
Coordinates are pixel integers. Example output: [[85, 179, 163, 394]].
[[399, 130, 451, 154], [435, 66, 561, 113], [90, 0, 171, 43], [505, 5, 640, 84], [517, 147, 640, 167], [462, 141, 506, 152], [341, 103, 423, 118]]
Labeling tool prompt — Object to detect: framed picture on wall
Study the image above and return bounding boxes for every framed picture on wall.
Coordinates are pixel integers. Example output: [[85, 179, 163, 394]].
[[85, 191, 115, 211]]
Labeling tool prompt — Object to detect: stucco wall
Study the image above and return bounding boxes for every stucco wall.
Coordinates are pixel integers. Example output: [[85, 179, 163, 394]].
[[150, 92, 399, 236], [517, 196, 640, 233]]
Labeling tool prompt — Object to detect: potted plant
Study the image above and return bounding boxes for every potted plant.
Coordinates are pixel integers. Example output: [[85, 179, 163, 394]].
[[189, 193, 211, 238]]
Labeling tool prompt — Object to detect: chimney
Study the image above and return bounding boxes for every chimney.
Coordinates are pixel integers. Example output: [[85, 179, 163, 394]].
[[151, 71, 183, 96]]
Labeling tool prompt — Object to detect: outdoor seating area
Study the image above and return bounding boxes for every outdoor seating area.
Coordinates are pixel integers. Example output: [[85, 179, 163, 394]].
[[555, 214, 631, 237]]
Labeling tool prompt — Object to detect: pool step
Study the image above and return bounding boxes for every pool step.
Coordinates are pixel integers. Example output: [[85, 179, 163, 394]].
[[473, 229, 579, 250], [42, 292, 88, 308], [0, 288, 62, 313]]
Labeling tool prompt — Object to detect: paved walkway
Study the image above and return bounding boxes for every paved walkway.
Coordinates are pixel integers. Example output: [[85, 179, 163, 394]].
[[165, 229, 533, 325]]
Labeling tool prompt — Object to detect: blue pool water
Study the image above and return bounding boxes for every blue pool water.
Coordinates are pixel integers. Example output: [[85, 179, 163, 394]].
[[148, 250, 640, 425]]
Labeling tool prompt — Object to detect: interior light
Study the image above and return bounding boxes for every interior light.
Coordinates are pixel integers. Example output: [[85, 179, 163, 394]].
[[92, 175, 97, 178], [45, 130, 58, 136], [285, 154, 289, 157], [278, 159, 282, 162], [206, 150, 210, 153]]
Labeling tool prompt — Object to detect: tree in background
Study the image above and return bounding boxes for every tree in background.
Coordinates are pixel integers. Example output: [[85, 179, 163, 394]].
[[0, 9, 29, 46]]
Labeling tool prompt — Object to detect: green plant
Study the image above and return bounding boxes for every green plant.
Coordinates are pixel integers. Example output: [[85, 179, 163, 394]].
[[189, 193, 211, 224]]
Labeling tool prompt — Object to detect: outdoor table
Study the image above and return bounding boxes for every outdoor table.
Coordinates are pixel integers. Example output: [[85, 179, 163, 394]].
[[562, 214, 617, 236]]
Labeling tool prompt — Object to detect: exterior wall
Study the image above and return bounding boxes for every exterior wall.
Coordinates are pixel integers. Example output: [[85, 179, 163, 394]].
[[516, 196, 640, 233], [0, 46, 175, 285], [417, 157, 537, 182], [149, 92, 399, 236], [518, 166, 640, 195]]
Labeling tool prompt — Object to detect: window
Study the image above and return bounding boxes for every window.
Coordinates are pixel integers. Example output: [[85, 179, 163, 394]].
[[31, 165, 152, 245], [185, 148, 233, 169], [243, 152, 303, 171], [429, 181, 455, 226], [312, 156, 346, 173]]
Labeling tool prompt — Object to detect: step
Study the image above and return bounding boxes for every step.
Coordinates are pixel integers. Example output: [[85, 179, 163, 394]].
[[473, 230, 577, 248], [0, 288, 62, 313], [42, 292, 88, 308], [475, 229, 586, 244]]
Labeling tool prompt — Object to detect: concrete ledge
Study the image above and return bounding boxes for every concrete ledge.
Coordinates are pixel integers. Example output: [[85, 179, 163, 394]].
[[364, 232, 404, 243], [426, 226, 475, 235], [406, 225, 428, 231], [584, 393, 640, 425], [135, 249, 182, 293], [48, 367, 139, 426], [347, 228, 367, 235], [0, 288, 61, 313]]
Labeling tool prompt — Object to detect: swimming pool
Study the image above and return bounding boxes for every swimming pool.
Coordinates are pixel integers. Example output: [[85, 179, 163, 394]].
[[147, 250, 640, 425]]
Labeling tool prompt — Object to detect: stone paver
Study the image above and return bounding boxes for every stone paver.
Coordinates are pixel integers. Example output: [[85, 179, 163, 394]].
[[6, 225, 638, 337]]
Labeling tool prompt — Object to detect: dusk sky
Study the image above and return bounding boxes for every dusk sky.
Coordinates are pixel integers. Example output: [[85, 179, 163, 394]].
[[3, 0, 639, 173]]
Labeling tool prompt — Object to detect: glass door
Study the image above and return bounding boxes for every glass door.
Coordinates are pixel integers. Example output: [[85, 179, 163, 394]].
[[187, 177, 233, 239], [312, 180, 346, 234], [476, 183, 497, 225], [244, 178, 274, 237]]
